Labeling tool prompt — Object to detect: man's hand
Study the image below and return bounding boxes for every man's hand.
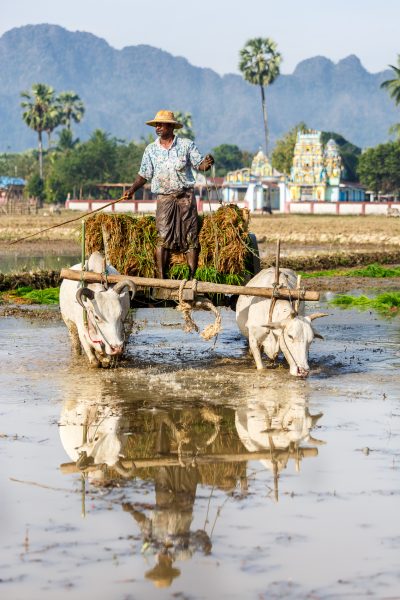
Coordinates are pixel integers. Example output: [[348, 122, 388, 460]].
[[125, 175, 147, 199], [198, 154, 215, 172]]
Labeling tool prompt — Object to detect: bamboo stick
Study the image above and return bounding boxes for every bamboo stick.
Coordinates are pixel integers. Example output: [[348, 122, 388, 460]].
[[275, 238, 281, 284], [60, 448, 319, 474], [60, 268, 320, 301]]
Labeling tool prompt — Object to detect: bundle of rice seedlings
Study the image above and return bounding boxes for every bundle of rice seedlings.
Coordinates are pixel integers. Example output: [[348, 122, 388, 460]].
[[199, 204, 250, 276], [84, 204, 251, 283], [85, 213, 158, 277]]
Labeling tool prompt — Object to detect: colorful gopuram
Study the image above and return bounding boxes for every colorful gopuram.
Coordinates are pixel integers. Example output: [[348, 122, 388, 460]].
[[289, 130, 343, 201]]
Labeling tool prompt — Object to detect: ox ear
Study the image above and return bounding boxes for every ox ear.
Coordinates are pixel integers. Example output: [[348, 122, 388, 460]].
[[312, 328, 324, 340], [76, 287, 95, 308], [306, 312, 329, 321], [113, 280, 137, 297]]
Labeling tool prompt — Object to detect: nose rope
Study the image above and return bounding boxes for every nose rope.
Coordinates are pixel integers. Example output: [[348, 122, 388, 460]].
[[85, 309, 115, 350], [280, 327, 305, 374]]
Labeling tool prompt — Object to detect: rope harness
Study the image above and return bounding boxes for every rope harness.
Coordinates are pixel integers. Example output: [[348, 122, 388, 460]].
[[176, 279, 222, 341], [266, 270, 307, 374]]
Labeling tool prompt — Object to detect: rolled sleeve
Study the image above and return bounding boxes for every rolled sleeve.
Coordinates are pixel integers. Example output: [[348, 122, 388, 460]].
[[138, 147, 154, 180], [188, 142, 204, 170]]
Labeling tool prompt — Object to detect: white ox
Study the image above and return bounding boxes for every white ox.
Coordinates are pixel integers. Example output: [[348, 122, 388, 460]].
[[236, 267, 327, 377], [60, 251, 136, 367]]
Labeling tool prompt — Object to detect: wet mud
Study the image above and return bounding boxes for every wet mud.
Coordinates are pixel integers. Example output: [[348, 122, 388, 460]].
[[1, 297, 400, 599]]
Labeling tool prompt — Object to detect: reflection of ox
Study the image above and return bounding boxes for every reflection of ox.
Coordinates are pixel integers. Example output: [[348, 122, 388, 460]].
[[236, 268, 327, 377], [235, 386, 324, 498], [60, 251, 136, 367], [59, 396, 134, 480]]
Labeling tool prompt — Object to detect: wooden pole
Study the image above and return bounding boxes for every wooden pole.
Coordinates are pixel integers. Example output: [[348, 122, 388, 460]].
[[275, 238, 281, 285], [101, 224, 111, 266], [60, 268, 320, 301], [60, 448, 319, 474]]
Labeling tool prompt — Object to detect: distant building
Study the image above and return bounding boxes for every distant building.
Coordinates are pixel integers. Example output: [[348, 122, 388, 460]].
[[288, 130, 365, 202], [223, 149, 281, 212], [0, 176, 33, 215]]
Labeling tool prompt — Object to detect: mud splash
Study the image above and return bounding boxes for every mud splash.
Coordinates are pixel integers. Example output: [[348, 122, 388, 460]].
[[1, 301, 399, 599]]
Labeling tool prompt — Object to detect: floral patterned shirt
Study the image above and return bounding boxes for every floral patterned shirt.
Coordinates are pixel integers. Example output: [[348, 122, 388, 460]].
[[139, 136, 204, 194]]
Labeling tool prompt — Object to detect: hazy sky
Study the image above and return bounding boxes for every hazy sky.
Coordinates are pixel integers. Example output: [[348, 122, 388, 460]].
[[1, 0, 398, 74]]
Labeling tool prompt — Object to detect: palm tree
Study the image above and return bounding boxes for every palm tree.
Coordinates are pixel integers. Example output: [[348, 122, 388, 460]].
[[44, 102, 63, 148], [239, 38, 282, 156], [57, 91, 85, 132], [381, 56, 400, 138], [174, 111, 195, 140], [381, 56, 400, 104], [21, 83, 55, 178]]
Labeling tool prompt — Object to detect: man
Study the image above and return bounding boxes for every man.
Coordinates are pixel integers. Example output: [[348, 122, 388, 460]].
[[126, 110, 214, 279]]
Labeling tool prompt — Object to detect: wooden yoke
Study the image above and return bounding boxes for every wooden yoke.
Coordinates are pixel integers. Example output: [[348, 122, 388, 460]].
[[60, 268, 320, 302]]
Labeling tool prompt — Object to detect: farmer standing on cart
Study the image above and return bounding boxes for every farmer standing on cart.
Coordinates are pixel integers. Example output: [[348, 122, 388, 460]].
[[126, 110, 214, 279]]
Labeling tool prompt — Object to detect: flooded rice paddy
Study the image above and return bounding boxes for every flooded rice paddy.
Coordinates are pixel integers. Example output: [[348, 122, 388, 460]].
[[1, 297, 400, 599], [0, 254, 80, 274]]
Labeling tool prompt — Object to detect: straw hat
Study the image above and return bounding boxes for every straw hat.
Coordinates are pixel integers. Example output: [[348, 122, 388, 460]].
[[146, 110, 182, 129]]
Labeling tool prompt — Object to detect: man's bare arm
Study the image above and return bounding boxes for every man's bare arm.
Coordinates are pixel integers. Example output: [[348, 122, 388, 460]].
[[198, 154, 215, 172], [125, 175, 147, 199]]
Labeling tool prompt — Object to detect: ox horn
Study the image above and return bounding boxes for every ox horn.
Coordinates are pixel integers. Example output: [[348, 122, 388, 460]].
[[113, 459, 137, 478], [306, 435, 326, 446], [113, 280, 137, 296], [308, 312, 329, 321], [76, 287, 95, 308]]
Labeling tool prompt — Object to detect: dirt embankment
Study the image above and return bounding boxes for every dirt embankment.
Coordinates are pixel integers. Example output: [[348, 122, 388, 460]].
[[250, 213, 400, 248]]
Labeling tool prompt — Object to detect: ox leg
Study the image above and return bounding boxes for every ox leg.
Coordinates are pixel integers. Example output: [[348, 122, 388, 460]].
[[64, 319, 82, 355], [248, 328, 264, 370], [77, 329, 101, 368]]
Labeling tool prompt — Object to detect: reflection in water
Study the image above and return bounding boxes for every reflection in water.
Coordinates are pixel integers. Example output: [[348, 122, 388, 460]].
[[59, 384, 324, 587], [235, 386, 324, 500]]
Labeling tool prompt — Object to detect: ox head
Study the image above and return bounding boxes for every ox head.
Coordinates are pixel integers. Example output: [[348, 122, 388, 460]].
[[76, 280, 136, 356], [263, 312, 328, 378]]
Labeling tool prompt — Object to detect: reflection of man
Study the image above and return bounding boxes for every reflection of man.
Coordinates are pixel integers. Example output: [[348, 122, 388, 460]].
[[126, 110, 214, 279], [123, 418, 211, 588]]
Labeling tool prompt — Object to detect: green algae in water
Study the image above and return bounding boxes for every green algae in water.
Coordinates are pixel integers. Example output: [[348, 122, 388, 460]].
[[301, 263, 400, 279], [4, 286, 60, 304], [330, 291, 400, 315]]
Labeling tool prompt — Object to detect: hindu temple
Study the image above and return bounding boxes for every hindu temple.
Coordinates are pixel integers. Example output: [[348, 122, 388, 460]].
[[288, 130, 363, 202]]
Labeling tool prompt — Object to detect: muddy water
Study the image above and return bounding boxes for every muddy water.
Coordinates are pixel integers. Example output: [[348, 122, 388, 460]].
[[1, 301, 400, 599]]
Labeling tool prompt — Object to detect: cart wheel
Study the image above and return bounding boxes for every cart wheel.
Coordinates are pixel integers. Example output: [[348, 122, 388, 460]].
[[248, 233, 261, 275]]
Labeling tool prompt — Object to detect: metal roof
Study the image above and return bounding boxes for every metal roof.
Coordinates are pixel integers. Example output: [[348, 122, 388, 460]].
[[0, 176, 26, 188]]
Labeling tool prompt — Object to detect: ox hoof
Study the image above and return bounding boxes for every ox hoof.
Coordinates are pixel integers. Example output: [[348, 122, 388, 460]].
[[89, 360, 101, 369]]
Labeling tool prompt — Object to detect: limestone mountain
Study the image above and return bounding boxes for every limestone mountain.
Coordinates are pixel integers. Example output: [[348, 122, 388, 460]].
[[0, 24, 397, 153]]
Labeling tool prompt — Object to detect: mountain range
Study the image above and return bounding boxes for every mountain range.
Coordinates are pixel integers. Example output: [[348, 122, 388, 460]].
[[0, 24, 398, 153]]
